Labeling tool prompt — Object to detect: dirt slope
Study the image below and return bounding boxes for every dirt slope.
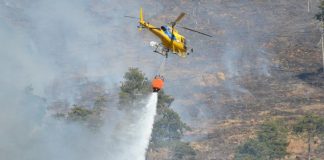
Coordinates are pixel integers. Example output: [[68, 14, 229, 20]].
[[144, 0, 324, 159]]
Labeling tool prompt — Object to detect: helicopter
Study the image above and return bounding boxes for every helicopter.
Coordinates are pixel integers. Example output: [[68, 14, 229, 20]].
[[126, 8, 212, 58]]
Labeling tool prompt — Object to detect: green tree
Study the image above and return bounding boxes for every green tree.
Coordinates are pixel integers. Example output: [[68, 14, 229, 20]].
[[151, 108, 189, 144], [257, 121, 288, 159], [66, 103, 105, 130], [157, 90, 174, 110], [119, 68, 151, 108], [293, 114, 324, 160], [235, 139, 267, 160], [315, 1, 324, 22], [67, 105, 93, 121], [235, 120, 288, 160], [315, 0, 324, 71], [172, 141, 196, 160]]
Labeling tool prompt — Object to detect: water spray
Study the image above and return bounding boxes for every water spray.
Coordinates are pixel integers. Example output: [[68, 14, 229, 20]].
[[111, 92, 158, 160], [139, 92, 158, 159], [121, 75, 164, 159]]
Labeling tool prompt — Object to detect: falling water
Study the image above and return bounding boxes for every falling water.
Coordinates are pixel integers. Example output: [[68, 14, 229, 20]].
[[112, 92, 158, 160], [139, 92, 158, 159]]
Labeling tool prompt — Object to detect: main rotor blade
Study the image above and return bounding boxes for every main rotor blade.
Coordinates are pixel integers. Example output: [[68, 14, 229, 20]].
[[171, 12, 186, 27], [124, 16, 139, 19], [174, 12, 186, 24], [170, 23, 176, 50], [181, 26, 213, 37]]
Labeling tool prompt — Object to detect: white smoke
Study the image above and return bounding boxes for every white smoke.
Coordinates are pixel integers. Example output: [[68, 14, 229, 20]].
[[0, 0, 162, 160]]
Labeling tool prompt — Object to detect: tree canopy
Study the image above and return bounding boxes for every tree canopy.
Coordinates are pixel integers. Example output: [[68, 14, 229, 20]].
[[235, 120, 288, 160], [152, 107, 190, 144], [315, 1, 324, 21], [292, 113, 324, 159], [119, 68, 151, 107], [293, 113, 324, 135]]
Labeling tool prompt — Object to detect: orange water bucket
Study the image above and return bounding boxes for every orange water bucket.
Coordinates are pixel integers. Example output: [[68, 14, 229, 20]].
[[152, 76, 164, 92]]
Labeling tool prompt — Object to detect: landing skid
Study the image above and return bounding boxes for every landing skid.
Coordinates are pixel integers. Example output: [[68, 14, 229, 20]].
[[150, 41, 169, 58], [154, 50, 169, 58], [150, 41, 193, 58]]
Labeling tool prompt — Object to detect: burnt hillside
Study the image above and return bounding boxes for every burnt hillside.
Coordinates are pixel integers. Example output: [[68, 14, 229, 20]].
[[144, 0, 323, 159]]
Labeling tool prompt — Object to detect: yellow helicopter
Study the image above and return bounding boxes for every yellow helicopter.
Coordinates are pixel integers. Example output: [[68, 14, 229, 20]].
[[126, 8, 212, 58]]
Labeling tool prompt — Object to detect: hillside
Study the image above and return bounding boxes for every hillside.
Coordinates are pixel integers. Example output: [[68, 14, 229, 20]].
[[1, 0, 323, 160], [144, 0, 324, 159]]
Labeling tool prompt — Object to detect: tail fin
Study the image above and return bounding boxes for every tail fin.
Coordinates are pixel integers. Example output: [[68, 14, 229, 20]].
[[139, 7, 144, 31], [140, 7, 144, 23]]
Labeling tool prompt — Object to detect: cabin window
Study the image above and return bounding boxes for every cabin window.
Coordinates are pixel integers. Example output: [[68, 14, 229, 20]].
[[161, 25, 176, 40], [161, 26, 166, 31]]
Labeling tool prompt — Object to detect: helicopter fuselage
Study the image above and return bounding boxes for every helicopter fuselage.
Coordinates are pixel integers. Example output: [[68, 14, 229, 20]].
[[139, 21, 188, 57]]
